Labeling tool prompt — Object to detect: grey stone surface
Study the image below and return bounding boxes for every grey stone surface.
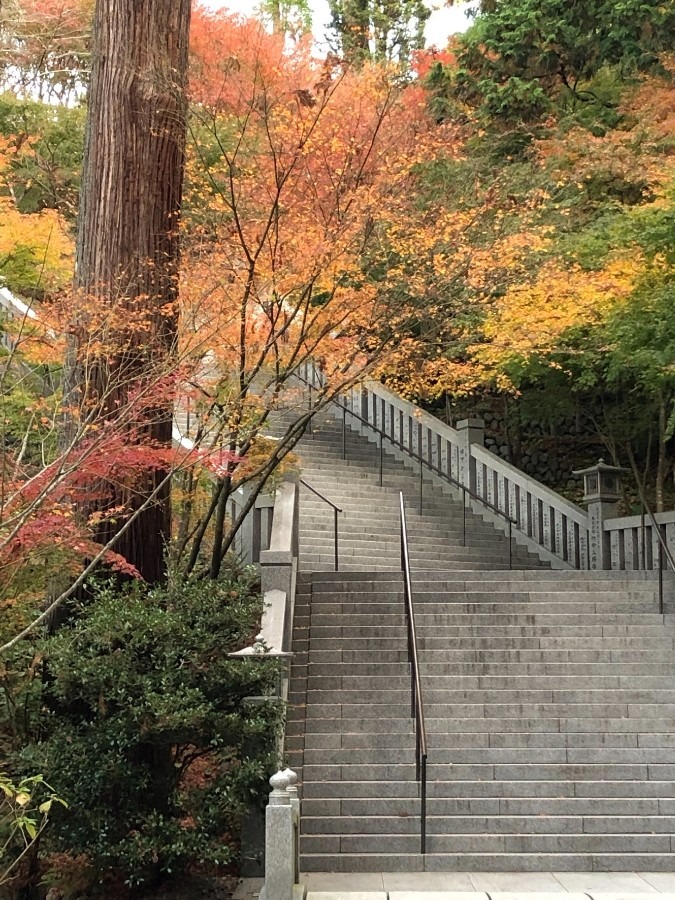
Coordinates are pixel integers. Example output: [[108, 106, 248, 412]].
[[383, 874, 476, 890], [305, 893, 385, 900], [389, 893, 488, 900], [489, 894, 585, 900], [552, 874, 660, 893], [302, 874, 385, 891], [641, 876, 675, 893]]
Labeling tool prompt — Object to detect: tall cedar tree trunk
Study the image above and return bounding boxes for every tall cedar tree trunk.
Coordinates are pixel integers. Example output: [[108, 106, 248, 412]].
[[73, 0, 191, 582]]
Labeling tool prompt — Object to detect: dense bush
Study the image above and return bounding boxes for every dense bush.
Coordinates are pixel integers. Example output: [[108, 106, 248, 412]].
[[19, 568, 283, 894]]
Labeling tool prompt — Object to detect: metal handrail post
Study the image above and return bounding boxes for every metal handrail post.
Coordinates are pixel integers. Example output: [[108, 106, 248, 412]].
[[308, 384, 313, 436], [420, 756, 427, 854], [379, 432, 384, 487], [659, 529, 664, 614], [299, 480, 342, 572], [411, 661, 416, 718], [342, 405, 347, 460], [628, 491, 675, 581], [419, 459, 423, 515], [462, 488, 466, 547], [508, 519, 513, 570]]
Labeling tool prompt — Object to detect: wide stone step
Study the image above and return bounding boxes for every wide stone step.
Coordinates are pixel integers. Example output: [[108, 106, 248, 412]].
[[301, 779, 675, 799], [306, 674, 675, 690], [306, 567, 656, 578], [301, 548, 515, 563], [307, 607, 661, 621], [305, 701, 675, 719], [309, 617, 666, 632], [418, 662, 675, 675], [309, 589, 660, 602], [300, 689, 675, 706], [299, 850, 675, 872], [416, 648, 675, 659], [301, 762, 675, 782], [308, 580, 660, 594], [296, 716, 675, 734], [301, 557, 524, 571], [301, 795, 671, 816], [309, 624, 670, 639], [300, 746, 675, 765], [308, 636, 675, 650], [299, 831, 674, 854], [301, 535, 515, 552], [301, 812, 675, 834], [301, 731, 675, 750]]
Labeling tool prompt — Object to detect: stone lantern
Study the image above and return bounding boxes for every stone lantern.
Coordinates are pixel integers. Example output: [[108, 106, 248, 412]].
[[573, 459, 626, 569]]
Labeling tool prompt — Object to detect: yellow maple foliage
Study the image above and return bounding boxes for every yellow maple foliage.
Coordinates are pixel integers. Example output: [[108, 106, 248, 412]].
[[0, 142, 73, 294], [472, 255, 641, 387]]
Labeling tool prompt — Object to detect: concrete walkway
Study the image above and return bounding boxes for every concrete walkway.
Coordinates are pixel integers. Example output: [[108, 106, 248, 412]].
[[233, 872, 675, 900]]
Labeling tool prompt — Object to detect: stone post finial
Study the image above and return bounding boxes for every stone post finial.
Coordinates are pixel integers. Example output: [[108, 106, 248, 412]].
[[269, 770, 291, 806], [282, 767, 298, 788]]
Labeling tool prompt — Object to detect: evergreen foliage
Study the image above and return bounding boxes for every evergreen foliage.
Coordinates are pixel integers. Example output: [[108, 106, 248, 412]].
[[15, 570, 283, 892]]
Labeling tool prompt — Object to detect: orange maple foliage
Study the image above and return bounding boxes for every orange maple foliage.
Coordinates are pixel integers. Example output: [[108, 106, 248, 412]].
[[181, 13, 458, 408]]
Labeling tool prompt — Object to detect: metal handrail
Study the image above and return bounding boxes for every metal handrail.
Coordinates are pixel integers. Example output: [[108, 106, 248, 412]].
[[399, 492, 428, 854], [299, 479, 342, 572], [638, 497, 675, 615], [337, 398, 515, 519], [295, 370, 515, 567]]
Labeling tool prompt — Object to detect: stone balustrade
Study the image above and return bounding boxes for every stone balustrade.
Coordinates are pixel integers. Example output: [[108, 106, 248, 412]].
[[604, 509, 675, 571]]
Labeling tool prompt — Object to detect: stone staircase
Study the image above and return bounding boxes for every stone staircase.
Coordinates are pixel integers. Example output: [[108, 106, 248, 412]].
[[284, 411, 675, 873], [293, 415, 544, 572]]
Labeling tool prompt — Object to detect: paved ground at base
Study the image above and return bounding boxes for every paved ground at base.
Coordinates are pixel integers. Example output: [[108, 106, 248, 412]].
[[232, 872, 675, 900]]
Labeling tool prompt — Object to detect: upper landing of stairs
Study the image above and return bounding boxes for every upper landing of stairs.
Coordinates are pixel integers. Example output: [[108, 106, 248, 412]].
[[288, 413, 547, 573]]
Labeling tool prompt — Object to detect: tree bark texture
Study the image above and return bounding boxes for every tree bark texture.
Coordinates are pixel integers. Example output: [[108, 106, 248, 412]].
[[74, 0, 191, 582]]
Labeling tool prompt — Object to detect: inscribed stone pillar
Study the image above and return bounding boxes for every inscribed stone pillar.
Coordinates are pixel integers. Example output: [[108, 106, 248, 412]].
[[456, 417, 485, 495]]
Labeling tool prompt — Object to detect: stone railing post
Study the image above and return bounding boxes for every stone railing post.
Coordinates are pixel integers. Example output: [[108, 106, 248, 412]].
[[573, 460, 625, 569], [261, 770, 295, 900], [282, 768, 300, 883], [260, 481, 299, 599], [456, 417, 484, 494]]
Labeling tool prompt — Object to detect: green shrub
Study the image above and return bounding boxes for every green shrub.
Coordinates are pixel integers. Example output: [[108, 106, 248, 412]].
[[21, 568, 283, 893]]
